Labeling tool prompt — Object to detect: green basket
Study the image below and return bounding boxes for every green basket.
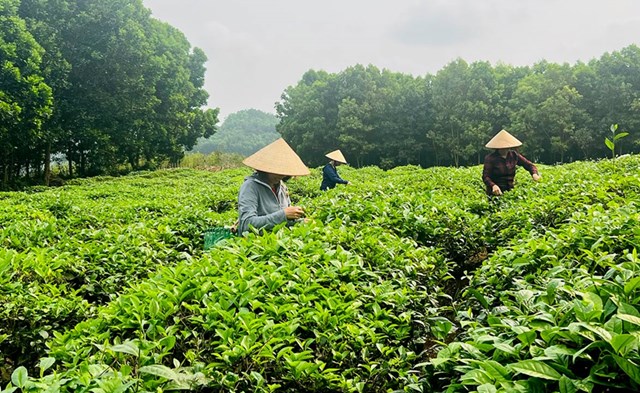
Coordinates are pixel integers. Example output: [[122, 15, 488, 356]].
[[203, 227, 234, 250]]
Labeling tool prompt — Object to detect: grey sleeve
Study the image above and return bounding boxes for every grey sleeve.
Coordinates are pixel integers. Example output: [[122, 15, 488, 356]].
[[238, 182, 287, 234]]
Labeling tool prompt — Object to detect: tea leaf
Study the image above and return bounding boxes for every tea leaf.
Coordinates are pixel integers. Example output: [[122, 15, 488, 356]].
[[617, 313, 640, 326], [109, 341, 140, 356], [610, 334, 637, 356], [612, 355, 640, 384], [558, 375, 577, 393], [11, 367, 28, 388], [139, 365, 179, 381], [509, 360, 561, 380]]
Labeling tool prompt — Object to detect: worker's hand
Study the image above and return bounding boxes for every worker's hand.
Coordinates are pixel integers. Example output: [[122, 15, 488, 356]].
[[284, 206, 305, 220], [492, 185, 503, 196], [532, 173, 541, 182]]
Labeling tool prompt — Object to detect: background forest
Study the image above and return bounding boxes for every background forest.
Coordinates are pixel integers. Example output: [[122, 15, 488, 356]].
[[2, 0, 640, 189], [0, 0, 218, 188], [276, 49, 640, 168], [190, 109, 279, 157]]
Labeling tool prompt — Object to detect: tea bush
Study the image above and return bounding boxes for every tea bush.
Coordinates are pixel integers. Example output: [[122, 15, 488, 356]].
[[1, 156, 639, 392]]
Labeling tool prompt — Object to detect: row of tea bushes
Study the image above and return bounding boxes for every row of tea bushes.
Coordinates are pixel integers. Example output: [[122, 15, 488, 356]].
[[426, 193, 640, 389], [43, 222, 451, 392], [0, 169, 244, 377], [2, 155, 639, 391]]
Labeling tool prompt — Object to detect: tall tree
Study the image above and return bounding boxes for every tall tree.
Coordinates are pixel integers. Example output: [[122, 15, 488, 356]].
[[0, 0, 52, 188], [277, 69, 339, 167], [511, 62, 587, 162], [428, 59, 497, 166], [18, 0, 218, 177], [192, 109, 279, 156]]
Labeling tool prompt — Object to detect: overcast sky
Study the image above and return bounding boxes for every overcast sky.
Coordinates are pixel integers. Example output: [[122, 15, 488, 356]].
[[143, 0, 640, 119]]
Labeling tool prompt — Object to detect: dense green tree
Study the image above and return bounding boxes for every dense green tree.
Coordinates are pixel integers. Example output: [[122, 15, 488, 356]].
[[191, 109, 279, 156], [427, 60, 499, 166], [510, 62, 589, 162], [277, 69, 340, 166], [0, 0, 52, 188], [5, 0, 640, 184], [16, 0, 217, 179], [589, 45, 640, 155], [278, 46, 640, 169]]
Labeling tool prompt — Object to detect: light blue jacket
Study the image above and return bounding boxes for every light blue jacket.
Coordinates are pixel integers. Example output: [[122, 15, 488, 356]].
[[237, 172, 292, 235]]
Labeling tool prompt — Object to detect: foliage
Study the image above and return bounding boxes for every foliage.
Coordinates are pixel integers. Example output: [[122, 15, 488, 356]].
[[191, 109, 280, 156], [1, 153, 640, 392], [0, 0, 219, 186], [277, 45, 640, 168], [605, 123, 630, 158], [178, 151, 245, 170], [0, 0, 53, 188]]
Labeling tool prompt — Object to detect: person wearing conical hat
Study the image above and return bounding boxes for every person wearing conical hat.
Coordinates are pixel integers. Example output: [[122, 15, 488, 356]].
[[482, 129, 541, 196], [237, 138, 310, 235], [320, 149, 350, 191]]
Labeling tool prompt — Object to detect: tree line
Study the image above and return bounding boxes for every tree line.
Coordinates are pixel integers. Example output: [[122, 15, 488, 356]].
[[4, 0, 638, 188], [191, 109, 279, 157], [276, 45, 640, 168], [0, 0, 218, 188]]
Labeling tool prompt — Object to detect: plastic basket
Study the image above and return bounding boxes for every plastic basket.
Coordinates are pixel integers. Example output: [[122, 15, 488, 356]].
[[203, 227, 234, 250]]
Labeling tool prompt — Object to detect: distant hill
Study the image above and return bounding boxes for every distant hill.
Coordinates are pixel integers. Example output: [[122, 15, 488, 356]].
[[190, 109, 280, 156]]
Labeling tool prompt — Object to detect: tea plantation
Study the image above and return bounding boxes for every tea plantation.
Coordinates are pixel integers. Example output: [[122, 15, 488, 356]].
[[1, 156, 639, 392]]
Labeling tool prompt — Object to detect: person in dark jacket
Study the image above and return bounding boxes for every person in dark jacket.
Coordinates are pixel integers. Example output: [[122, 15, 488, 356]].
[[320, 149, 350, 191], [482, 129, 541, 196], [237, 138, 310, 235]]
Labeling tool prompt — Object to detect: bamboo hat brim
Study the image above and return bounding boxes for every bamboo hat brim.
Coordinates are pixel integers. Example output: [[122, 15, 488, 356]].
[[243, 138, 310, 176], [485, 129, 523, 149], [325, 149, 347, 164]]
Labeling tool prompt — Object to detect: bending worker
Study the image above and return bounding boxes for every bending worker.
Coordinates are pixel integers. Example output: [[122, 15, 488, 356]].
[[482, 129, 541, 196], [237, 138, 309, 235], [320, 149, 350, 191]]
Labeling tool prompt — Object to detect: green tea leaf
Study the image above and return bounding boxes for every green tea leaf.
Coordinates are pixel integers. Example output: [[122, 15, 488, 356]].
[[38, 357, 56, 376], [139, 365, 179, 381], [493, 342, 517, 355], [477, 383, 497, 393], [479, 360, 510, 382], [509, 360, 561, 380], [613, 132, 629, 141], [468, 288, 489, 309], [617, 313, 640, 326], [460, 369, 492, 385], [624, 277, 640, 295], [517, 330, 536, 346], [610, 334, 638, 356], [558, 375, 577, 393], [604, 137, 614, 151], [612, 354, 640, 384], [11, 366, 28, 388], [110, 341, 139, 356], [618, 303, 640, 317]]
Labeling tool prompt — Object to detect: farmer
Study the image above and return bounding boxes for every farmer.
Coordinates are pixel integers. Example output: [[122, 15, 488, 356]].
[[237, 138, 310, 235], [482, 129, 541, 196], [320, 149, 350, 191]]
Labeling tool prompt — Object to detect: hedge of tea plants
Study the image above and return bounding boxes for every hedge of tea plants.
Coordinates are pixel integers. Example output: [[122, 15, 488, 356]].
[[1, 156, 639, 392]]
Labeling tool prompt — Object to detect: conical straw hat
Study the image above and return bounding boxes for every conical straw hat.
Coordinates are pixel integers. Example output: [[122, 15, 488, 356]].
[[325, 149, 347, 164], [243, 138, 310, 176], [485, 129, 523, 149]]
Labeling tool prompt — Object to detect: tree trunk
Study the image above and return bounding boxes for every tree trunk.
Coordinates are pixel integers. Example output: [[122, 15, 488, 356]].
[[80, 152, 86, 176], [44, 142, 51, 186], [2, 161, 7, 189], [68, 145, 74, 177]]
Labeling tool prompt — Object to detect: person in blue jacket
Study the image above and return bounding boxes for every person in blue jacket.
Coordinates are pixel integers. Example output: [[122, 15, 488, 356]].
[[320, 149, 350, 191], [237, 138, 310, 235]]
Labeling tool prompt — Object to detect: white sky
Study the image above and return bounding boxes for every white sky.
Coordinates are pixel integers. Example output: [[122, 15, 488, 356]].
[[143, 0, 640, 119]]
